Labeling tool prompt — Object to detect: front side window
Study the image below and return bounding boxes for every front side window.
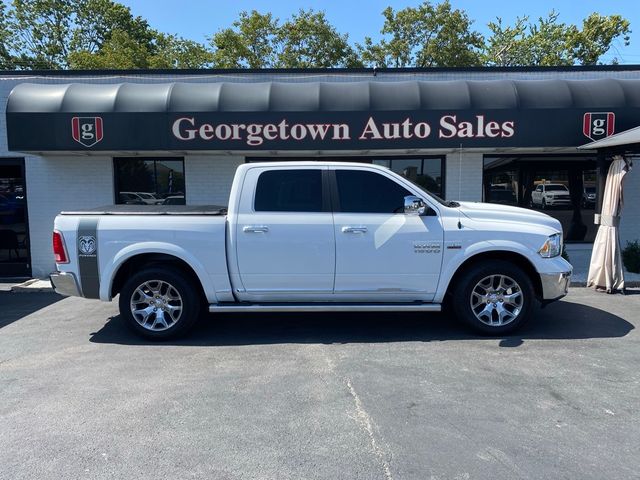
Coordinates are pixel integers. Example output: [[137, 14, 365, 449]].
[[336, 170, 412, 214], [114, 157, 185, 205], [254, 169, 323, 212]]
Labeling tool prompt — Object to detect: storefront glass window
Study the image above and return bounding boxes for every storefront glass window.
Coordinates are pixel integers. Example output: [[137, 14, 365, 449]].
[[483, 156, 597, 243], [114, 157, 185, 205], [0, 160, 30, 277]]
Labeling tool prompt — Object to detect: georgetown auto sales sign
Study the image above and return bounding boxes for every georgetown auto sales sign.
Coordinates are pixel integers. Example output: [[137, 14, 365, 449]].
[[5, 108, 629, 152], [171, 115, 515, 146]]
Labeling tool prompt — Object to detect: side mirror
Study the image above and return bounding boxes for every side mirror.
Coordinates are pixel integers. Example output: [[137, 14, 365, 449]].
[[404, 195, 426, 216]]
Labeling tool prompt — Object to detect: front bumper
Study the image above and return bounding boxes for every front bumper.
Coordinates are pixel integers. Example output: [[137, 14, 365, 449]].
[[50, 272, 81, 297], [540, 271, 571, 302], [545, 198, 571, 206]]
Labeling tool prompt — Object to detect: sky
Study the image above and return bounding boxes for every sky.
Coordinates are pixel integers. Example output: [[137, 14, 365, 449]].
[[117, 0, 640, 64]]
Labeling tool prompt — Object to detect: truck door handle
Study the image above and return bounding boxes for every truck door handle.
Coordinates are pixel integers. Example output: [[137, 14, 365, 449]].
[[342, 226, 368, 234], [243, 225, 269, 233]]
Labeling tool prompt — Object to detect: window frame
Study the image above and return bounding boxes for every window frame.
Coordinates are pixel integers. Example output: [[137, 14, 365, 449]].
[[246, 155, 445, 198]]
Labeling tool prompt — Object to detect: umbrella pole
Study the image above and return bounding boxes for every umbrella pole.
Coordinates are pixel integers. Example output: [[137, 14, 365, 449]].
[[595, 151, 607, 216]]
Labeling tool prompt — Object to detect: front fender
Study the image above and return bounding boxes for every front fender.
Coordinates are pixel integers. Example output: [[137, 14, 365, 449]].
[[100, 242, 217, 303], [434, 240, 540, 303]]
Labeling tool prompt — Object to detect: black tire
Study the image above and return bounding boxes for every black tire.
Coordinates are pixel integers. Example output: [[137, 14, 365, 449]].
[[452, 260, 534, 335], [541, 198, 547, 210], [119, 267, 201, 340]]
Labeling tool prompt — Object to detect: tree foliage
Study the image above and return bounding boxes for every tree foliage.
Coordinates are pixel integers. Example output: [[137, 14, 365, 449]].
[[357, 1, 484, 67], [2, 0, 211, 69], [0, 2, 13, 68], [210, 10, 278, 68], [485, 11, 631, 66], [0, 0, 633, 70], [210, 9, 360, 68], [276, 10, 360, 68]]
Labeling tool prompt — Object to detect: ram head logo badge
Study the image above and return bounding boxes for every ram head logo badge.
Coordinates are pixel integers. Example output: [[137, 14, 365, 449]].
[[78, 235, 97, 255]]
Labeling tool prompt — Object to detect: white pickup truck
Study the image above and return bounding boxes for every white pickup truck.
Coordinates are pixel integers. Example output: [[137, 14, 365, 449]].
[[51, 162, 571, 339]]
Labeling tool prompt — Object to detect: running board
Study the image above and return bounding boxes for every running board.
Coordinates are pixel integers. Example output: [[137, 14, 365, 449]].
[[209, 303, 441, 313]]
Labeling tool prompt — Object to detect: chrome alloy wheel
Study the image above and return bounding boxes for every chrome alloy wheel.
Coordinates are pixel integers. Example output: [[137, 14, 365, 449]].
[[130, 280, 183, 331], [469, 274, 523, 327]]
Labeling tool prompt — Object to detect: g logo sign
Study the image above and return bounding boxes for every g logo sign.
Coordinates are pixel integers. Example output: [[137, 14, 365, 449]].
[[583, 112, 614, 141], [72, 117, 104, 147]]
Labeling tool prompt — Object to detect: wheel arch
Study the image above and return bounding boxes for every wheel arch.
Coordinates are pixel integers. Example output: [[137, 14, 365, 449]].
[[442, 250, 543, 302], [108, 251, 208, 303]]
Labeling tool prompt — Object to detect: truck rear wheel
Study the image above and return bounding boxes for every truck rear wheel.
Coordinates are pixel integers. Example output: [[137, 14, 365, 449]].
[[452, 260, 534, 335], [119, 267, 201, 340]]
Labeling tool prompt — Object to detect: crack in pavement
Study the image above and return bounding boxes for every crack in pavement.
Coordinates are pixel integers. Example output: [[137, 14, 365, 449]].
[[345, 377, 394, 480], [323, 354, 394, 480]]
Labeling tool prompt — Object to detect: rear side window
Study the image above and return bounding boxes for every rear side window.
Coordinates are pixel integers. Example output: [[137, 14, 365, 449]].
[[336, 170, 412, 213], [255, 169, 323, 212]]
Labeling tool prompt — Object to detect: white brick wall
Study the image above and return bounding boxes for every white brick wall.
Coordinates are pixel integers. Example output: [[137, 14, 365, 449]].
[[445, 152, 483, 201], [26, 155, 113, 277], [185, 155, 244, 205]]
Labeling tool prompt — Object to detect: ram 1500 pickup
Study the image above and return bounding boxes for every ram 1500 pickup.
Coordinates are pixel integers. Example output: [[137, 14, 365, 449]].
[[51, 162, 572, 339]]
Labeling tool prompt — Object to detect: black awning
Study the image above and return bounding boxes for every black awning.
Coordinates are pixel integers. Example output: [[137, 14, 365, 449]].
[[7, 79, 640, 152]]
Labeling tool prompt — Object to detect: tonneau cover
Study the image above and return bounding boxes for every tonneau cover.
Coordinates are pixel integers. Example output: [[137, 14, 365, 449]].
[[60, 205, 227, 215]]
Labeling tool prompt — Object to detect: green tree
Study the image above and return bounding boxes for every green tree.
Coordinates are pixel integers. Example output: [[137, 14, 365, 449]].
[[571, 13, 631, 65], [70, 0, 154, 54], [67, 29, 150, 68], [0, 2, 14, 68], [209, 9, 360, 68], [485, 11, 631, 66], [210, 10, 279, 68], [9, 0, 75, 68], [276, 9, 361, 68], [5, 0, 211, 69], [358, 1, 484, 67], [149, 33, 213, 69], [68, 30, 213, 69]]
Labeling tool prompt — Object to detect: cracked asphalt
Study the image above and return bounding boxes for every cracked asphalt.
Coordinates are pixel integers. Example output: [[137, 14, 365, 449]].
[[1, 288, 639, 480]]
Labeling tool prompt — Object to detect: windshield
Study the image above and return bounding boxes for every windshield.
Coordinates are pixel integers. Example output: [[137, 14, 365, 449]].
[[546, 185, 568, 192]]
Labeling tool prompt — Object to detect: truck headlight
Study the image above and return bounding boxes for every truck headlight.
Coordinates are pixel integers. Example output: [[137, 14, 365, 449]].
[[539, 233, 562, 258]]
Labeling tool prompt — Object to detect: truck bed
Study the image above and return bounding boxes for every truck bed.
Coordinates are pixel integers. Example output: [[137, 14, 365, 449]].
[[60, 205, 227, 216]]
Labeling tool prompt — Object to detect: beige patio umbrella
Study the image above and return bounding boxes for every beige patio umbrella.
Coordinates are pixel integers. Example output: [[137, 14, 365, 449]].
[[587, 155, 630, 293]]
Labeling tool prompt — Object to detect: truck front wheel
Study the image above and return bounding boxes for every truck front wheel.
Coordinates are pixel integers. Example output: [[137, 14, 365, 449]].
[[119, 267, 201, 340], [452, 260, 534, 335]]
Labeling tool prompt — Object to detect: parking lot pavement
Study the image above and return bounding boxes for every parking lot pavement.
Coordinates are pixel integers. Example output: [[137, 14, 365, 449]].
[[0, 289, 639, 480]]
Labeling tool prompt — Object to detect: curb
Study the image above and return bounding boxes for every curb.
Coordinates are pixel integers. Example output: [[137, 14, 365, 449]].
[[570, 281, 640, 288], [10, 279, 55, 293]]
